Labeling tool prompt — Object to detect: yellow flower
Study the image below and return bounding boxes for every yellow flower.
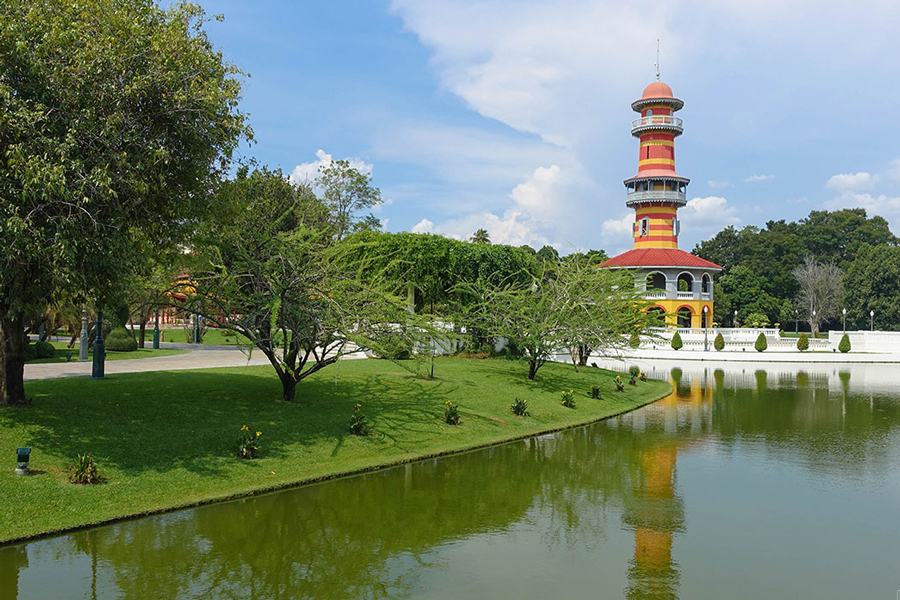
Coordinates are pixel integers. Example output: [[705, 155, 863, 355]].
[[256, 431, 262, 437], [241, 425, 249, 431]]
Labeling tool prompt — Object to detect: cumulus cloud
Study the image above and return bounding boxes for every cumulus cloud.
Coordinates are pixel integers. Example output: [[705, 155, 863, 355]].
[[510, 165, 562, 221], [682, 196, 741, 232], [411, 218, 434, 234], [289, 149, 374, 186], [745, 174, 776, 182], [826, 172, 876, 192], [599, 213, 635, 256]]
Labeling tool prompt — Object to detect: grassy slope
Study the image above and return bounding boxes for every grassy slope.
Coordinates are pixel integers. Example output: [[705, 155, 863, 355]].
[[0, 358, 670, 544], [158, 328, 250, 345]]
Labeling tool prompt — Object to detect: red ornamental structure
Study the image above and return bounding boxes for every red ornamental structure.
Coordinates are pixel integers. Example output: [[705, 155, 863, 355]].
[[601, 80, 722, 329]]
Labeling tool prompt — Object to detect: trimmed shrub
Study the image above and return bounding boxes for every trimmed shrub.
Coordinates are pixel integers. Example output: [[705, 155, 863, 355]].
[[105, 327, 138, 352], [754, 332, 768, 352], [23, 342, 38, 361], [839, 334, 851, 353], [670, 331, 683, 351], [34, 340, 56, 359], [713, 332, 725, 351], [797, 333, 809, 351]]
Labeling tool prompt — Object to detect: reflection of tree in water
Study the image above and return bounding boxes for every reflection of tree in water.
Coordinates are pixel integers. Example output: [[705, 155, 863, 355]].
[[6, 365, 899, 600]]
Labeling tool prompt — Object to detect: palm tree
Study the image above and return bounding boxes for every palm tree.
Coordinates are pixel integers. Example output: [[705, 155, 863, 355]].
[[469, 228, 491, 244]]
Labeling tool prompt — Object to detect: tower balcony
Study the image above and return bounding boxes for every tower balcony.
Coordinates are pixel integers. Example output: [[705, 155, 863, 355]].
[[625, 189, 687, 208], [631, 115, 683, 136]]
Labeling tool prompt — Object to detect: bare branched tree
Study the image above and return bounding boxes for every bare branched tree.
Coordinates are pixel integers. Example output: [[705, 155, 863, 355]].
[[793, 256, 843, 337]]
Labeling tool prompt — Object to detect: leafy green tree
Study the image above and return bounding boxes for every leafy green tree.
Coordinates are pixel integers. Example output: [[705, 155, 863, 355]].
[[469, 228, 491, 244], [0, 0, 249, 406], [317, 160, 381, 241], [799, 209, 897, 270], [843, 244, 900, 331], [191, 167, 418, 402], [755, 332, 768, 352], [460, 259, 649, 380], [535, 245, 560, 263]]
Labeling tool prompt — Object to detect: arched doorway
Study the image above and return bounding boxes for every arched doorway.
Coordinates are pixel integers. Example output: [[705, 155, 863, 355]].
[[646, 272, 666, 291], [676, 306, 693, 328]]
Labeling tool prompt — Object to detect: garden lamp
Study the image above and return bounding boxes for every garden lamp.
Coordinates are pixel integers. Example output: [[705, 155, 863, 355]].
[[870, 310, 874, 331], [16, 447, 31, 475]]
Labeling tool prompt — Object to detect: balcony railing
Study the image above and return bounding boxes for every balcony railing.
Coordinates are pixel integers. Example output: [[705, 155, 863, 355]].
[[631, 115, 683, 135], [676, 291, 694, 299], [626, 190, 687, 205], [644, 290, 667, 299]]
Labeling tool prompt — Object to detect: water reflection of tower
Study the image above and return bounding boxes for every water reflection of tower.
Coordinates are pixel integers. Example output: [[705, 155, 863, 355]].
[[622, 370, 712, 599]]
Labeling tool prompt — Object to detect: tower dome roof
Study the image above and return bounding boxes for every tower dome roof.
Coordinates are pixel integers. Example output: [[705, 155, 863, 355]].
[[641, 81, 674, 100]]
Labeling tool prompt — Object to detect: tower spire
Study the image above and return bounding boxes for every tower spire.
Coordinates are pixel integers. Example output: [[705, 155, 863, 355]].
[[654, 39, 660, 81]]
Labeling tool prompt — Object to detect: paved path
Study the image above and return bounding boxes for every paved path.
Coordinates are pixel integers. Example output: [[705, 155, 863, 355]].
[[24, 343, 272, 381]]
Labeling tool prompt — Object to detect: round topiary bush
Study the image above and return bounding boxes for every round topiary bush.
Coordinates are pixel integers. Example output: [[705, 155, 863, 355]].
[[714, 332, 725, 351], [670, 331, 683, 351], [105, 327, 138, 352], [755, 332, 768, 352], [34, 340, 56, 359], [797, 333, 809, 351], [23, 342, 38, 361], [839, 333, 851, 353]]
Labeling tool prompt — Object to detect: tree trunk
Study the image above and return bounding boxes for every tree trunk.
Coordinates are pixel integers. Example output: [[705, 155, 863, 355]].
[[280, 375, 297, 402], [0, 314, 28, 406], [138, 321, 146, 348], [527, 359, 538, 381]]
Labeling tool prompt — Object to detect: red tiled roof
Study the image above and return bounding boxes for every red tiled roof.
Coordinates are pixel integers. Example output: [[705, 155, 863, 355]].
[[599, 248, 723, 270]]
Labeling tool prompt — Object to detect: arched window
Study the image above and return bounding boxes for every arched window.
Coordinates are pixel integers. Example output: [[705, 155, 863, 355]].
[[677, 272, 694, 293], [677, 307, 693, 328], [640, 217, 650, 236], [646, 272, 666, 290], [701, 273, 712, 294]]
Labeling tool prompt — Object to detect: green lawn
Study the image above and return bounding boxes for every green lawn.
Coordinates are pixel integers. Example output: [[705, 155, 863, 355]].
[[157, 327, 251, 346], [26, 342, 188, 365], [0, 357, 670, 544]]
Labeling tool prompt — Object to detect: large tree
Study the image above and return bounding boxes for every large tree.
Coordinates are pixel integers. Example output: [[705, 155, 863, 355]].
[[0, 0, 249, 405], [317, 160, 381, 241], [843, 244, 900, 331], [191, 167, 418, 402], [793, 256, 843, 337]]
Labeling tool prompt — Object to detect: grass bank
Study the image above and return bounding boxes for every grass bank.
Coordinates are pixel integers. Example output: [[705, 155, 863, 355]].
[[0, 358, 671, 545]]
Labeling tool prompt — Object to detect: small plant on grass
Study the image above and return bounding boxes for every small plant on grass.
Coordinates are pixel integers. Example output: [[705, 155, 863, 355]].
[[839, 334, 851, 353], [560, 389, 576, 408], [237, 425, 262, 459], [615, 375, 625, 392], [671, 332, 683, 351], [69, 453, 102, 485], [510, 397, 530, 416], [714, 332, 725, 351], [628, 374, 637, 385], [444, 401, 461, 425], [589, 384, 601, 399], [797, 332, 809, 351], [629, 365, 639, 377], [348, 403, 371, 436], [639, 371, 647, 382], [755, 332, 767, 352]]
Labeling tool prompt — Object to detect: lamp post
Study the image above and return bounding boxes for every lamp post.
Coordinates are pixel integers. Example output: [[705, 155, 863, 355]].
[[152, 307, 160, 350], [15, 447, 30, 475], [703, 306, 709, 351], [842, 307, 846, 333], [733, 309, 738, 328], [91, 311, 105, 379], [794, 309, 798, 335], [870, 310, 874, 332], [193, 314, 200, 344], [79, 303, 89, 362], [812, 310, 817, 338]]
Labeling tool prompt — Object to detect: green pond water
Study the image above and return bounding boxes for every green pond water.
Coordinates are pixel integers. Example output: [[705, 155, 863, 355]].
[[2, 360, 900, 599]]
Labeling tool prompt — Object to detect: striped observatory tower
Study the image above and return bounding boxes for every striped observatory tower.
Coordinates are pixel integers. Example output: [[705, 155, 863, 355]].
[[626, 81, 687, 249], [601, 79, 722, 329]]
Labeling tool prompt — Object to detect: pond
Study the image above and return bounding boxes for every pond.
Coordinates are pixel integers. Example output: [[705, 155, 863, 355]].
[[3, 360, 900, 599]]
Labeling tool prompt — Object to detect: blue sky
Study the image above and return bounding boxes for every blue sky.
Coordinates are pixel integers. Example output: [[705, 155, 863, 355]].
[[194, 0, 900, 256]]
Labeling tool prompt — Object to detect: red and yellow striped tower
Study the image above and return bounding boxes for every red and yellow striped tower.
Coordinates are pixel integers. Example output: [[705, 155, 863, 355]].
[[601, 81, 722, 328]]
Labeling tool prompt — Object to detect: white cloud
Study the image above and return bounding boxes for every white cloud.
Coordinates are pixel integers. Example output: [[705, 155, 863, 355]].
[[510, 165, 562, 221], [682, 196, 741, 232], [289, 149, 374, 186], [825, 193, 900, 224], [411, 218, 434, 234], [745, 174, 776, 183], [599, 213, 635, 256], [826, 172, 876, 192], [887, 159, 900, 182], [708, 180, 733, 189]]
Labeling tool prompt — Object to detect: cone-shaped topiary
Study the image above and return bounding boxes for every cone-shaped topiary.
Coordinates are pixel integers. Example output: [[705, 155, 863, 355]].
[[754, 332, 767, 352], [797, 333, 809, 351], [671, 331, 683, 351], [629, 331, 641, 349], [839, 334, 851, 353], [714, 332, 725, 351]]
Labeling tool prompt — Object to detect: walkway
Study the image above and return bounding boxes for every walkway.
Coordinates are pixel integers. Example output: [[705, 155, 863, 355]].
[[24, 343, 272, 381]]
